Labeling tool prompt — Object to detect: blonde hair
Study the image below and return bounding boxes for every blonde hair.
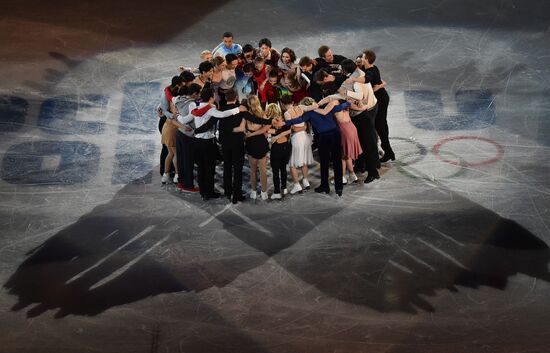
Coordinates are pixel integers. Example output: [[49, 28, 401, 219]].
[[284, 68, 301, 91], [247, 95, 266, 118], [265, 103, 283, 123], [200, 50, 212, 60], [299, 97, 316, 106]]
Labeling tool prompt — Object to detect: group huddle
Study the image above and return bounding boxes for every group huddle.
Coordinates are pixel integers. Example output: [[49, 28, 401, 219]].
[[157, 32, 395, 204]]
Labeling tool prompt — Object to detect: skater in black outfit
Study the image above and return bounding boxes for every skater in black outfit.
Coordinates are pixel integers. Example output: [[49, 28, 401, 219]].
[[217, 89, 247, 203], [266, 103, 291, 200], [355, 49, 395, 162]]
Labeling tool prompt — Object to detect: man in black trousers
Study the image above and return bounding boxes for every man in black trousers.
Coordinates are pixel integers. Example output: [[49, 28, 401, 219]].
[[217, 89, 246, 203], [173, 83, 202, 193]]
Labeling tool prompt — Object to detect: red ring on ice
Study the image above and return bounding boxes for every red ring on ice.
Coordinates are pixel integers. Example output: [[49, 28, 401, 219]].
[[432, 136, 504, 167]]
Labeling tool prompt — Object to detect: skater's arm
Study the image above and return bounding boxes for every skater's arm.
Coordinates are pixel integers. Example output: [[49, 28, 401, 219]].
[[313, 100, 339, 115], [331, 101, 351, 113], [244, 114, 273, 125], [271, 128, 291, 141], [373, 80, 386, 92], [245, 124, 271, 138], [207, 106, 240, 118], [233, 118, 246, 132], [280, 113, 310, 127], [298, 103, 318, 112]]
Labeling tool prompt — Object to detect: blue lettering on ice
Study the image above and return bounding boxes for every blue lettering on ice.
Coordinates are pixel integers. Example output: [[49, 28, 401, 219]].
[[37, 95, 107, 135], [111, 140, 156, 184], [0, 96, 28, 133], [119, 82, 161, 135], [404, 90, 495, 130], [1, 141, 100, 185]]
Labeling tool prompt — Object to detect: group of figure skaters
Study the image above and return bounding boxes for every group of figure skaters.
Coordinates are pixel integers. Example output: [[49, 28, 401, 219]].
[[157, 32, 395, 204]]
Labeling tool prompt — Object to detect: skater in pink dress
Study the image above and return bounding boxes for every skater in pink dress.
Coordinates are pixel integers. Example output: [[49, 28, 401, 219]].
[[319, 98, 362, 184]]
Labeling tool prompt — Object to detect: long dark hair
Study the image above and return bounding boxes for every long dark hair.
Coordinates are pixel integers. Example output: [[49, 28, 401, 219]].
[[281, 47, 296, 63]]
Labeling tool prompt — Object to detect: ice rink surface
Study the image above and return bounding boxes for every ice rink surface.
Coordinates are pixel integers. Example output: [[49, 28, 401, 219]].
[[1, 1, 550, 352]]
